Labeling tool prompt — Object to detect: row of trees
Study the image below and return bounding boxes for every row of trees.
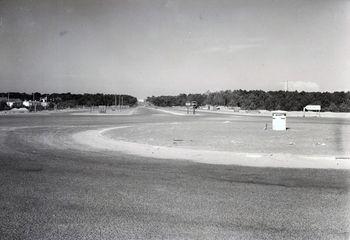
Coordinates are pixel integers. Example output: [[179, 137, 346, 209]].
[[0, 92, 138, 110], [146, 90, 350, 112]]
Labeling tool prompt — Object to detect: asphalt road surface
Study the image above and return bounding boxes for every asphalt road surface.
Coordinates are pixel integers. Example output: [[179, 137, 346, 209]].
[[0, 107, 349, 240]]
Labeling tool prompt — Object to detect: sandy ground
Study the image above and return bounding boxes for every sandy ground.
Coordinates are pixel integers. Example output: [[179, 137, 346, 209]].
[[160, 106, 350, 119], [104, 119, 350, 155], [151, 107, 188, 115], [73, 126, 350, 169], [0, 107, 349, 239], [150, 107, 204, 116], [68, 106, 350, 169], [0, 108, 87, 115], [199, 109, 350, 119], [70, 107, 137, 116]]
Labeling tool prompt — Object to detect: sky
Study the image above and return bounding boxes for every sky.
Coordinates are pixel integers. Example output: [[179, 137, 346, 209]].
[[0, 0, 350, 99]]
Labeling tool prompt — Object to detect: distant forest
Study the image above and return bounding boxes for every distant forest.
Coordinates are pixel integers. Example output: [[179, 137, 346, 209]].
[[146, 90, 350, 112], [0, 92, 138, 110]]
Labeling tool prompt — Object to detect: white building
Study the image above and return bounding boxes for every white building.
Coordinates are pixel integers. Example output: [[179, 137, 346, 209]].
[[303, 105, 321, 117], [23, 100, 31, 107], [6, 99, 22, 108]]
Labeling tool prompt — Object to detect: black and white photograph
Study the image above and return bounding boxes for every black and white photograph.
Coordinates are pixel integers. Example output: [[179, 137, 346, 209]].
[[0, 0, 350, 239]]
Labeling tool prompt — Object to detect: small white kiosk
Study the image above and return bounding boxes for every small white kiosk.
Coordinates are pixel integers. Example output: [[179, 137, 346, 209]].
[[272, 110, 287, 131]]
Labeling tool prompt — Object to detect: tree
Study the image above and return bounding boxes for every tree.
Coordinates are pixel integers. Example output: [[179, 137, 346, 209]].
[[0, 101, 9, 111], [146, 90, 350, 112]]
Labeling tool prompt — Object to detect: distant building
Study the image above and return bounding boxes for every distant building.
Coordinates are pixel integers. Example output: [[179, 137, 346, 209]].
[[22, 100, 31, 107], [303, 105, 321, 117], [6, 98, 22, 108], [229, 106, 241, 112], [22, 100, 42, 108], [203, 105, 218, 111]]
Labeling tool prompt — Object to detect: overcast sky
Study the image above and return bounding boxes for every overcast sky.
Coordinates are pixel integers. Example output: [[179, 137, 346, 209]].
[[0, 0, 349, 98]]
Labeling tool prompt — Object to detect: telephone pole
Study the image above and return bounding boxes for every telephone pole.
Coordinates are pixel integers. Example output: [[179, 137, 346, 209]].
[[33, 93, 36, 112]]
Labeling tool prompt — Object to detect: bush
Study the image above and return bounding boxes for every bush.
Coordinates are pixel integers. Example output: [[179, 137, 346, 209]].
[[146, 90, 350, 112], [0, 101, 10, 111]]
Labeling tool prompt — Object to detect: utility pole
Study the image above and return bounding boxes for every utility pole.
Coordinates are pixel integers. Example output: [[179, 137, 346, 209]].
[[33, 93, 36, 112]]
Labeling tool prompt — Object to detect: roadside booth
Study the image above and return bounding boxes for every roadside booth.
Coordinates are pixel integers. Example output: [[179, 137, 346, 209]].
[[303, 105, 321, 117], [272, 111, 287, 131]]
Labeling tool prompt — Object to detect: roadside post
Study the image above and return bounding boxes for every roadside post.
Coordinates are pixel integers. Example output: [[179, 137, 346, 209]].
[[191, 101, 197, 115], [186, 101, 191, 114]]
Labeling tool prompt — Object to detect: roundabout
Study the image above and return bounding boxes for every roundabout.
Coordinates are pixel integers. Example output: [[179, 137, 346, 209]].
[[72, 117, 350, 169], [1, 107, 349, 240]]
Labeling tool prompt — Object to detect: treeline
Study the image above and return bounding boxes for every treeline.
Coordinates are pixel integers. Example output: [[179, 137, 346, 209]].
[[0, 92, 138, 110], [146, 90, 350, 112]]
